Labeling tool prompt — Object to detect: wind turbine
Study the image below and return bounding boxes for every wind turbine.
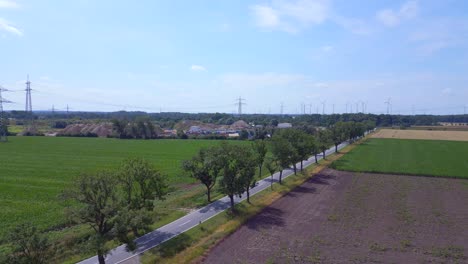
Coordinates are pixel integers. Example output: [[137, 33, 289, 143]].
[[384, 98, 391, 114], [320, 100, 326, 115]]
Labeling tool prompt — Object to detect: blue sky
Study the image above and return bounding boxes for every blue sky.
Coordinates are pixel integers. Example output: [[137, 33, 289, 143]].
[[1, 0, 467, 115]]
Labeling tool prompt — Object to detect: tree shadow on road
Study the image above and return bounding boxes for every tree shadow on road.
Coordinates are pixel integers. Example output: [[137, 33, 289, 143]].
[[198, 200, 232, 213]]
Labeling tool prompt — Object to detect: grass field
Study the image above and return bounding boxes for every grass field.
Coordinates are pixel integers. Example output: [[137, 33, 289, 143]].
[[332, 138, 468, 178], [0, 136, 247, 242]]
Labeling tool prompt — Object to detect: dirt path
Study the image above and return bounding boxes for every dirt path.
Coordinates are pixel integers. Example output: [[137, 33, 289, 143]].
[[202, 169, 468, 263]]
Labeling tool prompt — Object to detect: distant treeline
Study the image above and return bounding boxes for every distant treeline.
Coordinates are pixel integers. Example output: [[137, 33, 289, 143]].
[[5, 110, 467, 129]]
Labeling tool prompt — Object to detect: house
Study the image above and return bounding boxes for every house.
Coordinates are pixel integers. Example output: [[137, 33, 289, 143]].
[[277, 123, 292, 129], [163, 129, 177, 136], [188, 126, 202, 134]]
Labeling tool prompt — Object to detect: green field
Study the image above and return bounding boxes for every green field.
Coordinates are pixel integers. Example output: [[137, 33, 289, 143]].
[[332, 138, 468, 178], [0, 136, 245, 241]]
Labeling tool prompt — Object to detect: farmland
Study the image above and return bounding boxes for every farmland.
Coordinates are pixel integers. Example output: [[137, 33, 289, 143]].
[[203, 169, 468, 263], [331, 138, 468, 178], [372, 128, 468, 141], [0, 136, 247, 241]]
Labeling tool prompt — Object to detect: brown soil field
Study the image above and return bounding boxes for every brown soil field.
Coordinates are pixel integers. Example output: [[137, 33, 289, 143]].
[[202, 169, 468, 264], [371, 129, 468, 141]]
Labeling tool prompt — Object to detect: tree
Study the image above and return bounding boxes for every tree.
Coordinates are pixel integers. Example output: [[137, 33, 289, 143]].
[[239, 129, 249, 140], [264, 156, 279, 189], [309, 135, 320, 164], [6, 223, 51, 264], [317, 129, 332, 159], [182, 147, 221, 203], [119, 158, 167, 211], [64, 171, 121, 264], [272, 129, 305, 174], [118, 158, 167, 236], [238, 146, 257, 203], [218, 143, 248, 210], [330, 122, 347, 153], [252, 140, 267, 178], [271, 135, 295, 183], [296, 132, 313, 171], [112, 119, 127, 139]]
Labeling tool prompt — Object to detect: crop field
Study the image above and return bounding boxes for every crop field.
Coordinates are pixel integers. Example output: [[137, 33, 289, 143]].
[[372, 128, 468, 141], [331, 138, 468, 178], [204, 169, 468, 263], [0, 136, 246, 241]]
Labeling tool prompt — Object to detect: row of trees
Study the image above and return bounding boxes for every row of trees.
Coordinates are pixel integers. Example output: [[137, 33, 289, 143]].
[[183, 142, 259, 207], [183, 121, 372, 208]]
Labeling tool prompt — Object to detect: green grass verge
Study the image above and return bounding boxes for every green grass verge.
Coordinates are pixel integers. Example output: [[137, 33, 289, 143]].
[[331, 138, 468, 179]]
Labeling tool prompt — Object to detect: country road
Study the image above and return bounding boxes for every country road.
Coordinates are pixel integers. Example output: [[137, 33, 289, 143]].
[[78, 141, 351, 264]]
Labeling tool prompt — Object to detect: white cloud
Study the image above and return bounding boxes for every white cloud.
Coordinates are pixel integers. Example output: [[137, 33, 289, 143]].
[[0, 17, 23, 36], [400, 0, 419, 19], [376, 0, 419, 27], [376, 9, 400, 27], [321, 45, 333, 52], [410, 18, 468, 56], [277, 0, 329, 25], [0, 0, 19, 9], [250, 0, 330, 33], [314, 82, 329, 88], [220, 73, 308, 88], [190, 65, 206, 71], [333, 16, 372, 35], [441, 88, 452, 95], [250, 5, 280, 28]]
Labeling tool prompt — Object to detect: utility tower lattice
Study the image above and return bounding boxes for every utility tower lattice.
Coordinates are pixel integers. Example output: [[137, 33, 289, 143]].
[[280, 102, 284, 115], [236, 97, 246, 116], [0, 86, 12, 142], [25, 75, 32, 113], [24, 75, 37, 134]]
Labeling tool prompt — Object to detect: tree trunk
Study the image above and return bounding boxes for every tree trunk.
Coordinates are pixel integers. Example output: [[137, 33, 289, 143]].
[[259, 165, 262, 177], [279, 170, 283, 184], [335, 144, 338, 153], [229, 195, 235, 210], [293, 164, 297, 175], [300, 160, 303, 171], [246, 188, 250, 204], [315, 154, 318, 164], [205, 184, 212, 203], [132, 227, 140, 237], [270, 174, 273, 189], [98, 250, 106, 264], [323, 150, 326, 159]]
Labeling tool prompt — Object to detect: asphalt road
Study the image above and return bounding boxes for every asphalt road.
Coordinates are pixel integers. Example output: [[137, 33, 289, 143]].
[[78, 141, 350, 264]]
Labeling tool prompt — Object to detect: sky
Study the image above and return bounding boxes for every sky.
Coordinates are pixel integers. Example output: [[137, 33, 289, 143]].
[[1, 0, 468, 115]]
